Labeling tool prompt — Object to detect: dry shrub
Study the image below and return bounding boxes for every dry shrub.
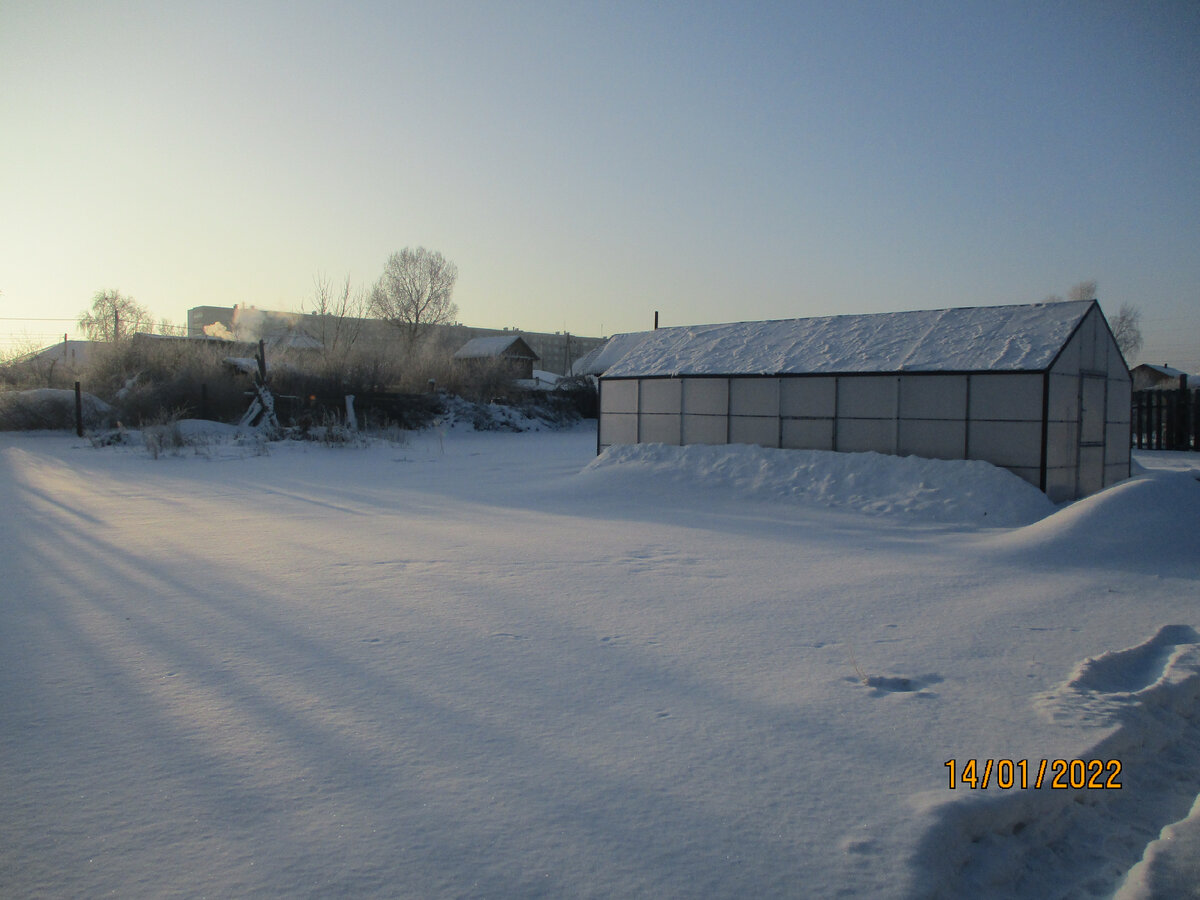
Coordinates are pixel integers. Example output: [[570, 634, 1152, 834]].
[[19, 325, 586, 433], [84, 336, 250, 425], [0, 341, 81, 391], [0, 388, 115, 431]]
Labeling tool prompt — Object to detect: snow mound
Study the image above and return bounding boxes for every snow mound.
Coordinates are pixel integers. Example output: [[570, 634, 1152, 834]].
[[173, 419, 251, 440], [1115, 793, 1200, 900], [1034, 624, 1200, 726], [1060, 624, 1200, 698], [582, 443, 1055, 526], [88, 418, 272, 459], [982, 471, 1200, 574], [0, 388, 114, 430], [909, 626, 1200, 899]]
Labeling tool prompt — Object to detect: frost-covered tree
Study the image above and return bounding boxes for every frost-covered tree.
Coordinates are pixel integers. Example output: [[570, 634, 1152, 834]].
[[1109, 303, 1144, 360], [77, 289, 153, 342], [1044, 281, 1142, 360], [1067, 280, 1098, 302], [1044, 279, 1098, 304], [368, 247, 459, 347]]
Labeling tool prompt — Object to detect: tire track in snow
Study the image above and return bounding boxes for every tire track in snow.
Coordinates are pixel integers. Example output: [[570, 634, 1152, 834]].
[[906, 625, 1200, 899]]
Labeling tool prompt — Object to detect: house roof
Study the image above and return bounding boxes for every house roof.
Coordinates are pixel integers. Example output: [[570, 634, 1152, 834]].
[[29, 339, 95, 363], [601, 301, 1097, 378], [1133, 363, 1194, 379], [453, 335, 540, 361]]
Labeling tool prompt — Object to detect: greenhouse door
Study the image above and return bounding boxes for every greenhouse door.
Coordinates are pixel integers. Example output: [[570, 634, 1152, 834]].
[[1077, 374, 1107, 497]]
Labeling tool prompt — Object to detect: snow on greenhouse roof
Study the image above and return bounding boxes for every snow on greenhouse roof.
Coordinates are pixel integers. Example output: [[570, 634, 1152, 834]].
[[602, 301, 1096, 378], [570, 331, 653, 376]]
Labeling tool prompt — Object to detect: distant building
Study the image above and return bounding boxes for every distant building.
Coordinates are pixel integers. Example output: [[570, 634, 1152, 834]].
[[1131, 364, 1193, 391], [186, 306, 606, 374], [187, 306, 236, 338], [27, 339, 94, 372], [7, 339, 96, 388], [453, 335, 540, 380]]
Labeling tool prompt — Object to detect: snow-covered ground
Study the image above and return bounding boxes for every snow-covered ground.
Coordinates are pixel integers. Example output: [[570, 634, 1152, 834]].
[[2, 424, 1197, 899]]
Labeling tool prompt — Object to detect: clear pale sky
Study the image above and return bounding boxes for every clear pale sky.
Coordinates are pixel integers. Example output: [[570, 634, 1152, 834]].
[[2, 1, 1197, 369]]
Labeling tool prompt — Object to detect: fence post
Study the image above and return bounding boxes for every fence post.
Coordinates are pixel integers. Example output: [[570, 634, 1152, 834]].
[[1153, 393, 1163, 450], [1179, 390, 1185, 451], [1187, 391, 1193, 450], [1193, 391, 1199, 451], [1145, 393, 1153, 450], [74, 381, 83, 437], [1132, 393, 1141, 449], [1144, 393, 1150, 449]]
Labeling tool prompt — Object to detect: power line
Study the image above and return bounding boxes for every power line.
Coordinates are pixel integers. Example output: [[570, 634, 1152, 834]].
[[0, 316, 79, 322]]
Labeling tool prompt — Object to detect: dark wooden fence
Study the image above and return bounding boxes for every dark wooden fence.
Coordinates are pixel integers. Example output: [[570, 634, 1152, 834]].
[[1132, 389, 1199, 451], [275, 392, 445, 430]]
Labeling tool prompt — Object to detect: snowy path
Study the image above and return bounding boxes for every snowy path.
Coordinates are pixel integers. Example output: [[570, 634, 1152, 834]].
[[2, 428, 1197, 898]]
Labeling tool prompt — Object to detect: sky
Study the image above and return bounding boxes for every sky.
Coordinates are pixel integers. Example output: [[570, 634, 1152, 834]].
[[2, 0, 1197, 369]]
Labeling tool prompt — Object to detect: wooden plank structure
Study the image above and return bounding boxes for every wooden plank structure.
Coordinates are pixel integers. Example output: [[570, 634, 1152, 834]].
[[1132, 388, 1199, 451]]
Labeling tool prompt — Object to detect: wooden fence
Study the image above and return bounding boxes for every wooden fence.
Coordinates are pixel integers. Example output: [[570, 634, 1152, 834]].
[[1132, 389, 1199, 451]]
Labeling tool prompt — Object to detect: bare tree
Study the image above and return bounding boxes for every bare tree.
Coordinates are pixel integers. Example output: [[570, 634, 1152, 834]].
[[368, 247, 459, 347], [1044, 279, 1097, 304], [1109, 303, 1144, 360], [306, 272, 367, 383], [1067, 280, 1098, 302], [78, 289, 154, 342], [1044, 280, 1142, 360]]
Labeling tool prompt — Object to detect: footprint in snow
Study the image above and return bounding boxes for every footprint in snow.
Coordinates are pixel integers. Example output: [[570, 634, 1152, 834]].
[[849, 672, 942, 697]]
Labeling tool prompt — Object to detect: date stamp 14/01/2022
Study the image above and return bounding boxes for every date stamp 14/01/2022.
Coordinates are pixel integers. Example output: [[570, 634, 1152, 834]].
[[945, 758, 1123, 790]]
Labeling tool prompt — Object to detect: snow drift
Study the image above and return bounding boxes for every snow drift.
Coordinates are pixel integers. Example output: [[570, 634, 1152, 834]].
[[980, 470, 1200, 575], [910, 624, 1200, 899], [583, 442, 1056, 527]]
